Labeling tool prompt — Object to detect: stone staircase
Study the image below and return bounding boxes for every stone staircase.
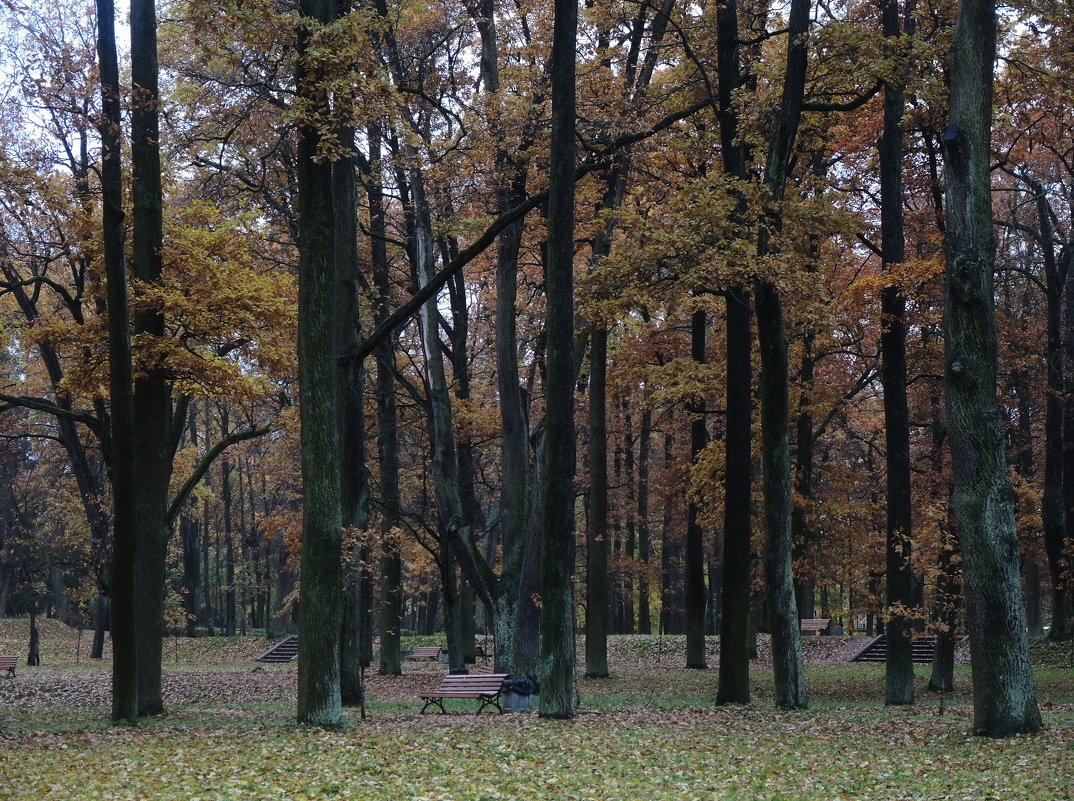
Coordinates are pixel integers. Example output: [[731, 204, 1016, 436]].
[[256, 634, 299, 663], [849, 633, 937, 664]]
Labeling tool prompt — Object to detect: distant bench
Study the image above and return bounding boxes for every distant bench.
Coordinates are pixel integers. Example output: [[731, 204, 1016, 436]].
[[0, 655, 17, 678], [419, 672, 509, 715], [408, 646, 443, 661], [800, 618, 831, 635]]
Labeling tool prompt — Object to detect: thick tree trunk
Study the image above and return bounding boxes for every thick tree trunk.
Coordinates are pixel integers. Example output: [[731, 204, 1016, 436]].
[[942, 0, 1041, 736], [295, 0, 343, 727], [131, 0, 170, 719], [539, 0, 578, 718], [715, 0, 754, 703]]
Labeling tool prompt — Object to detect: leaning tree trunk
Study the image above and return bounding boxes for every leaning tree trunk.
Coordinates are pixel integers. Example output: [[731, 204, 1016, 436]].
[[942, 0, 1041, 737]]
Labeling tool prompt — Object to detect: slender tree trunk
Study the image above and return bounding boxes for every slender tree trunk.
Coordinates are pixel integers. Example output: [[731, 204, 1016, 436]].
[[333, 112, 369, 705], [1054, 200, 1074, 640], [880, 0, 916, 706], [97, 0, 137, 725], [539, 0, 578, 718], [637, 408, 652, 635], [586, 328, 610, 677], [222, 441, 236, 637], [363, 125, 404, 677], [295, 0, 343, 726], [686, 310, 708, 669], [942, 0, 1041, 736], [754, 0, 810, 709], [718, 288, 753, 703]]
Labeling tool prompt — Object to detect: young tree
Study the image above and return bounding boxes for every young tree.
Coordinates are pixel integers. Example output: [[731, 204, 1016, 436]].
[[942, 0, 1040, 737]]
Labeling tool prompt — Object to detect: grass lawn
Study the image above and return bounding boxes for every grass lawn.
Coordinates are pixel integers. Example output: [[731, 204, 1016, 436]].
[[1, 621, 1072, 800]]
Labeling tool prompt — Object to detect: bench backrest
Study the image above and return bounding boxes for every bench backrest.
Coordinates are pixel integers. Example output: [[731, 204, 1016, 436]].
[[800, 618, 831, 632], [412, 646, 442, 658], [436, 673, 508, 693]]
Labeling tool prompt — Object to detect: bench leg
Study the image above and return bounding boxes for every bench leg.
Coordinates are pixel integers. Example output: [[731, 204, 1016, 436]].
[[476, 695, 503, 715], [420, 699, 446, 714]]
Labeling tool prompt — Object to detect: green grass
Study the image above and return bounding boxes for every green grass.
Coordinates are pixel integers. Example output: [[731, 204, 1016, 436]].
[[1, 620, 1072, 800]]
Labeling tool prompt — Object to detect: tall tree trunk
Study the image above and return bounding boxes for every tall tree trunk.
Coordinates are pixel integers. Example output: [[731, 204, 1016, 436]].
[[754, 0, 810, 709], [685, 310, 708, 669], [97, 0, 137, 725], [637, 408, 652, 635], [363, 125, 404, 677], [880, 0, 916, 706], [586, 329, 610, 677], [715, 0, 754, 704], [222, 436, 236, 637], [131, 0, 170, 718], [718, 288, 753, 703], [333, 111, 369, 705], [942, 0, 1041, 736], [295, 0, 343, 727], [539, 0, 578, 718], [1032, 176, 1069, 640]]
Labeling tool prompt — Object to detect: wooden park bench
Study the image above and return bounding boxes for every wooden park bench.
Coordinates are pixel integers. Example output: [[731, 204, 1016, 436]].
[[800, 618, 831, 635], [408, 646, 443, 661], [0, 655, 17, 678], [419, 672, 509, 715]]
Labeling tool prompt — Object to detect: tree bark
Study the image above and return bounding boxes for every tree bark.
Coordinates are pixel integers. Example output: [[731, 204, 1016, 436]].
[[942, 0, 1041, 736]]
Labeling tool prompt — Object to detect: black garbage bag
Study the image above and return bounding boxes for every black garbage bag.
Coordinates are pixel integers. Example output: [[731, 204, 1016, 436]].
[[501, 678, 538, 696]]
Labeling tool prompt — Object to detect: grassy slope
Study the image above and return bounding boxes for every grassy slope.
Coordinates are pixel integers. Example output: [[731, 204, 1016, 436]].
[[0, 619, 1072, 800]]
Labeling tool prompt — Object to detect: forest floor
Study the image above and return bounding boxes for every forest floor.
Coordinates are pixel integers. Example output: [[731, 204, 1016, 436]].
[[0, 618, 1072, 800]]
